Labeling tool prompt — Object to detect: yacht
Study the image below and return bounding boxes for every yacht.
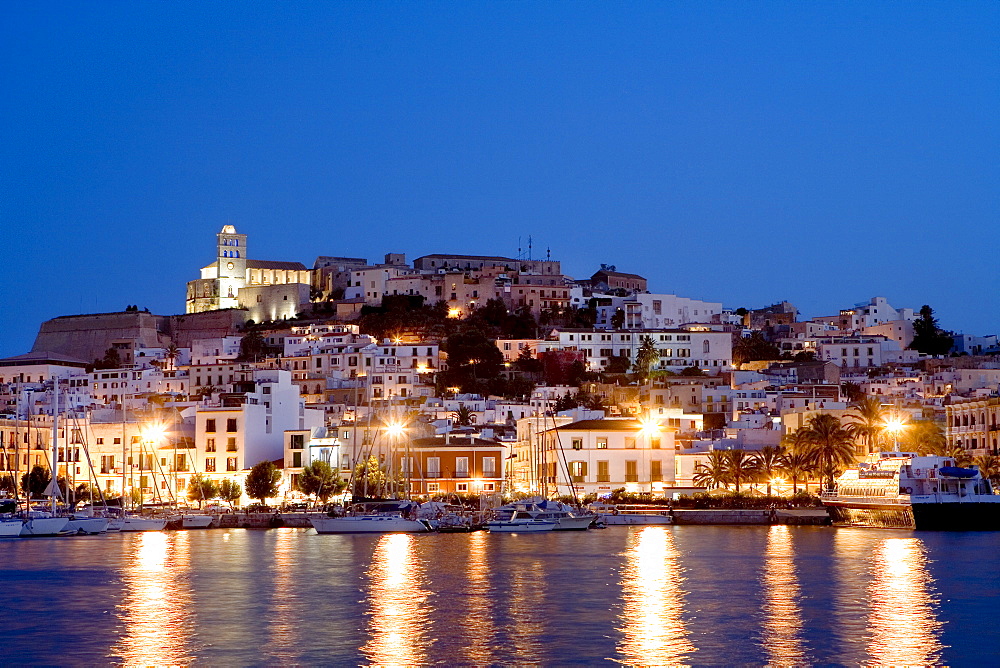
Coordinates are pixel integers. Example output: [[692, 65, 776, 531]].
[[822, 451, 1000, 530], [0, 518, 24, 538], [492, 498, 596, 531], [310, 501, 432, 534], [590, 502, 674, 526], [166, 513, 214, 530], [486, 510, 557, 532]]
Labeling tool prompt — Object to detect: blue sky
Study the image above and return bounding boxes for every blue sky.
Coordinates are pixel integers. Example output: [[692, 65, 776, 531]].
[[2, 2, 997, 357]]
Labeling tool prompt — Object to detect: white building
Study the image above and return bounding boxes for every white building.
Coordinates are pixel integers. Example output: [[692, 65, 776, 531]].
[[529, 327, 733, 373]]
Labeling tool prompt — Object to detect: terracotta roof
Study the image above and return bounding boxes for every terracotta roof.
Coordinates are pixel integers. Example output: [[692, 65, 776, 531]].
[[0, 351, 90, 367]]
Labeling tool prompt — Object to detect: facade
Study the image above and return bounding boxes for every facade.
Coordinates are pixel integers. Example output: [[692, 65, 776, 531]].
[[946, 397, 1000, 457], [541, 418, 677, 497], [528, 328, 733, 373], [186, 225, 310, 314], [402, 434, 506, 496]]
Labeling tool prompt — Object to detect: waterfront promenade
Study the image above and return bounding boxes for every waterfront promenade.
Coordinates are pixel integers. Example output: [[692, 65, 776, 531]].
[[1, 525, 996, 665]]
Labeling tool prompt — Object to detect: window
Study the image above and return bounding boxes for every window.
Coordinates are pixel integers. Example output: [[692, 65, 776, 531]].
[[625, 437, 636, 449], [625, 460, 638, 482], [483, 457, 496, 476], [290, 434, 304, 449], [457, 483, 468, 492], [96, 438, 104, 445], [572, 438, 583, 450], [597, 461, 610, 482], [427, 457, 441, 477], [227, 437, 237, 451], [427, 483, 440, 492], [651, 437, 661, 449], [569, 461, 587, 482], [483, 483, 495, 492], [227, 418, 238, 432], [206, 419, 216, 433], [292, 452, 302, 467], [456, 457, 469, 478], [205, 458, 216, 472], [206, 438, 216, 452], [651, 460, 662, 482], [596, 437, 608, 449], [227, 457, 238, 471]]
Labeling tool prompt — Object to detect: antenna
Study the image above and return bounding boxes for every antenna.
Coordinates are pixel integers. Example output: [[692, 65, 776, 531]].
[[528, 236, 533, 261]]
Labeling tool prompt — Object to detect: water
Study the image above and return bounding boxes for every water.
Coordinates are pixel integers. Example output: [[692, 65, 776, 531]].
[[2, 525, 999, 665]]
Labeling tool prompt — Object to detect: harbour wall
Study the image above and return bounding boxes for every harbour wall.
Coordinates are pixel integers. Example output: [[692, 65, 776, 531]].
[[672, 508, 831, 525]]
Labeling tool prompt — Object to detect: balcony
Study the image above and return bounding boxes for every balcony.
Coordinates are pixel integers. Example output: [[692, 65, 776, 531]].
[[425, 471, 442, 478], [454, 471, 470, 479]]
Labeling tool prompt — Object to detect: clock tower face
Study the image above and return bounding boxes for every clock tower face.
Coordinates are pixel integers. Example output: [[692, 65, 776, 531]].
[[227, 262, 235, 270]]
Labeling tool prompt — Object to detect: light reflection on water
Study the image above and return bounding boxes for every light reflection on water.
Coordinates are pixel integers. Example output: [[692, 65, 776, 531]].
[[617, 526, 694, 665], [361, 533, 432, 666], [1, 526, 990, 664], [458, 530, 496, 664], [112, 532, 193, 665], [761, 525, 808, 664], [867, 537, 945, 665], [269, 529, 297, 659]]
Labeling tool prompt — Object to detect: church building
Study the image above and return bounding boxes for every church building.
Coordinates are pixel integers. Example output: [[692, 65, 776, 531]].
[[186, 225, 311, 320]]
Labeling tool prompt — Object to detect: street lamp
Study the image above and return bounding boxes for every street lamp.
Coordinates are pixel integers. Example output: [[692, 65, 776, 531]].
[[883, 416, 908, 450]]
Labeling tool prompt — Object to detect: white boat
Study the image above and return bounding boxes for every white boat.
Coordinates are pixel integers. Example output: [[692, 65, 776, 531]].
[[166, 513, 214, 529], [64, 517, 110, 534], [591, 503, 674, 526], [823, 451, 1000, 530], [120, 515, 167, 532], [105, 517, 124, 532], [311, 500, 431, 534], [487, 511, 557, 533], [494, 498, 596, 531], [0, 518, 24, 537], [20, 515, 71, 536]]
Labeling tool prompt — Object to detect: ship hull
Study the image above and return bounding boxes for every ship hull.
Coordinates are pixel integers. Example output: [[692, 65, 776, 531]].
[[826, 501, 1000, 531]]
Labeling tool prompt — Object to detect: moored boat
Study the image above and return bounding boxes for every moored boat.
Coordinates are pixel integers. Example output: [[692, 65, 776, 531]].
[[822, 451, 1000, 530], [20, 514, 71, 537], [590, 502, 674, 526], [487, 510, 557, 532], [166, 513, 214, 530], [310, 501, 431, 534], [0, 518, 24, 538], [493, 498, 596, 531]]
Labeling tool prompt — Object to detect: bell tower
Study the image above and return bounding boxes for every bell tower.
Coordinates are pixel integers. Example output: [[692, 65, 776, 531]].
[[216, 224, 247, 308]]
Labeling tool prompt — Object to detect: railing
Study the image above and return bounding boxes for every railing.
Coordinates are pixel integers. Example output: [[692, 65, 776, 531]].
[[425, 471, 442, 478], [454, 471, 470, 478]]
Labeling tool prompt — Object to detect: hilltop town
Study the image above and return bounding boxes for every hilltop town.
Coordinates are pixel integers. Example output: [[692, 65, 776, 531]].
[[1, 224, 997, 507]]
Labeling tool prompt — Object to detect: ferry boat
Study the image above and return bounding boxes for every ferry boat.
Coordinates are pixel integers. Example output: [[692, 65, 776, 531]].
[[822, 451, 1000, 530]]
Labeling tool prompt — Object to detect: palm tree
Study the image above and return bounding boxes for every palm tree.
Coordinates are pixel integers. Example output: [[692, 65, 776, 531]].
[[945, 444, 972, 468], [725, 449, 760, 493], [900, 420, 948, 455], [451, 404, 474, 427], [693, 450, 730, 490], [974, 453, 1000, 486], [755, 446, 784, 496], [165, 344, 180, 372], [798, 413, 857, 491], [779, 450, 814, 494], [844, 397, 887, 455]]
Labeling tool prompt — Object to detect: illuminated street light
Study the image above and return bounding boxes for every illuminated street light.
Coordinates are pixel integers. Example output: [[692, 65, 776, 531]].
[[385, 422, 406, 438], [638, 418, 661, 436], [883, 415, 908, 449]]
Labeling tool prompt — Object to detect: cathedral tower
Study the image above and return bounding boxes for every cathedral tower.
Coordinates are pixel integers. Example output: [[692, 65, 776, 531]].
[[216, 224, 247, 308]]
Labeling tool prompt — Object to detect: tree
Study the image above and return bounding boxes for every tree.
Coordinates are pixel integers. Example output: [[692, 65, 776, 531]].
[[237, 329, 268, 362], [186, 473, 218, 508], [732, 332, 780, 368], [351, 455, 394, 499], [245, 461, 282, 505], [165, 344, 181, 371], [778, 449, 814, 494], [944, 445, 972, 468], [797, 414, 857, 491], [974, 454, 1000, 486], [611, 309, 625, 330], [633, 335, 660, 381], [298, 461, 344, 502], [840, 382, 865, 403], [845, 398, 888, 455], [755, 446, 785, 496], [725, 450, 761, 492], [94, 347, 122, 370], [909, 305, 954, 356], [451, 404, 474, 426], [21, 465, 51, 498], [679, 366, 706, 377], [900, 420, 948, 455], [218, 478, 243, 509], [693, 450, 730, 490]]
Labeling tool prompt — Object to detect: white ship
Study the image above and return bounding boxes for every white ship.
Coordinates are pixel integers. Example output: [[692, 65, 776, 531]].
[[822, 451, 1000, 530]]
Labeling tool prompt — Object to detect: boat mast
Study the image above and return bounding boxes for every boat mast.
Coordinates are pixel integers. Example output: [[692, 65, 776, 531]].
[[50, 378, 58, 515]]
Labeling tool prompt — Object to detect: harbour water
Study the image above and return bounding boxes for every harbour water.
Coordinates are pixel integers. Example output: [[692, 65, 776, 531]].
[[2, 525, 998, 665]]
